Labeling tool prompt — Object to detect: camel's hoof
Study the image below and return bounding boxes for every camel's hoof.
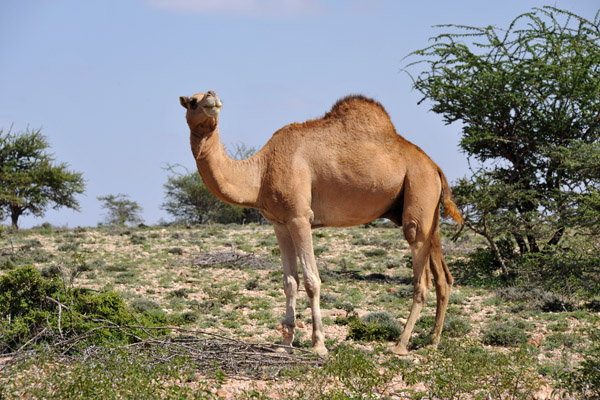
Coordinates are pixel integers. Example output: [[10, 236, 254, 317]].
[[310, 344, 328, 356], [391, 345, 409, 356]]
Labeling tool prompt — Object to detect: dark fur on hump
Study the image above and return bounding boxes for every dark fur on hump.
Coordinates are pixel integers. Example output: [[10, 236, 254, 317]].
[[323, 94, 390, 120]]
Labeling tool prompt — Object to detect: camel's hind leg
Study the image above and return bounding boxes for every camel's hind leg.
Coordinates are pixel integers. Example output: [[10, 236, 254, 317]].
[[392, 175, 452, 355], [273, 223, 300, 352], [429, 228, 453, 346], [392, 226, 433, 355]]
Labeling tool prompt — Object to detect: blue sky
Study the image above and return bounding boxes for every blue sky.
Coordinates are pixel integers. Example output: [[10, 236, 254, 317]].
[[1, 0, 597, 228]]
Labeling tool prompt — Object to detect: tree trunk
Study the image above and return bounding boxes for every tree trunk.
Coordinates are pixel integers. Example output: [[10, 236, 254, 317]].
[[9, 205, 22, 229], [10, 212, 19, 229], [547, 227, 565, 248], [527, 235, 540, 253], [465, 220, 510, 277], [513, 233, 528, 255]]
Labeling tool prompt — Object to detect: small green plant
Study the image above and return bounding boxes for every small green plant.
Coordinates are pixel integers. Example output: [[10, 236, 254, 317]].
[[130, 234, 146, 245], [481, 319, 530, 347], [245, 277, 260, 291], [442, 315, 472, 337], [167, 247, 184, 255], [313, 245, 328, 256], [543, 332, 580, 350], [362, 248, 388, 258], [169, 288, 188, 298], [347, 312, 402, 342]]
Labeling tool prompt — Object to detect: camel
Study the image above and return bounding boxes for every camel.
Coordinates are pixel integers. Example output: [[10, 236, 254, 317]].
[[179, 90, 463, 356]]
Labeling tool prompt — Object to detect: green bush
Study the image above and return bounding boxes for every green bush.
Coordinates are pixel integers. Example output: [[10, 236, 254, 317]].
[[481, 319, 530, 347], [0, 266, 62, 352], [450, 246, 510, 287], [167, 247, 184, 255], [443, 315, 472, 337], [0, 266, 167, 352], [495, 286, 575, 312], [347, 312, 402, 342]]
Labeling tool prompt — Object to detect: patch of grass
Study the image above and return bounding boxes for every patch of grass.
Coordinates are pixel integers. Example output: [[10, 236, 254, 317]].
[[313, 245, 328, 257], [248, 310, 275, 324], [245, 277, 260, 291], [105, 263, 129, 272], [404, 340, 543, 399], [481, 319, 530, 347], [362, 248, 388, 258], [169, 288, 188, 298], [543, 332, 580, 350], [547, 321, 570, 333], [57, 242, 79, 252], [131, 298, 162, 313], [1, 348, 220, 400], [114, 271, 137, 284], [167, 311, 199, 325], [130, 234, 146, 245], [320, 293, 339, 309], [279, 345, 404, 399], [494, 286, 575, 312], [206, 287, 236, 305], [167, 297, 187, 312]]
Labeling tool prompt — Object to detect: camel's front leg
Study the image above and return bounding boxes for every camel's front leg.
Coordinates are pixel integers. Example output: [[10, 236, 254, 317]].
[[287, 217, 327, 356], [273, 223, 299, 352]]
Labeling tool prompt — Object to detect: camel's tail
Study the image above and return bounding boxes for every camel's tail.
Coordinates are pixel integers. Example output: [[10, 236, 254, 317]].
[[437, 167, 463, 225]]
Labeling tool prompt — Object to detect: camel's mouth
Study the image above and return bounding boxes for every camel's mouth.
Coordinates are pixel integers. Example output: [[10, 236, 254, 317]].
[[203, 103, 222, 117]]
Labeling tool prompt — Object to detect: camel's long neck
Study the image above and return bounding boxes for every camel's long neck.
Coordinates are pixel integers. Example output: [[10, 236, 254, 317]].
[[190, 126, 263, 209]]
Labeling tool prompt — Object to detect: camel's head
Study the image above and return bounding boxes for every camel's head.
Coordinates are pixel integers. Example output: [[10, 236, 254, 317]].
[[179, 91, 222, 127]]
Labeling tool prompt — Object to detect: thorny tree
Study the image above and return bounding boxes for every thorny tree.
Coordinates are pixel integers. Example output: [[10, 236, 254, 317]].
[[406, 7, 600, 278], [97, 194, 144, 226], [0, 128, 85, 229]]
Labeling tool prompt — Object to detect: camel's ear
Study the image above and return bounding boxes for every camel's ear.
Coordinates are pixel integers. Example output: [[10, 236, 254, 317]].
[[179, 96, 190, 109]]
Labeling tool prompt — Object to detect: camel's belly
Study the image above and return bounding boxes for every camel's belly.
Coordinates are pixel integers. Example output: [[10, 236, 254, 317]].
[[310, 183, 402, 228]]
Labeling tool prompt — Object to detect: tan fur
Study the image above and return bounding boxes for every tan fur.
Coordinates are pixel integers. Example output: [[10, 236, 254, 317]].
[[180, 91, 463, 355]]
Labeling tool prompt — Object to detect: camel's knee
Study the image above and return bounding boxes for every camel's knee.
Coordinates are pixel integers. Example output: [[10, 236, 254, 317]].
[[283, 276, 298, 296], [443, 260, 454, 286], [431, 256, 454, 293], [412, 283, 429, 304], [435, 284, 449, 304], [403, 221, 418, 245], [304, 274, 321, 299]]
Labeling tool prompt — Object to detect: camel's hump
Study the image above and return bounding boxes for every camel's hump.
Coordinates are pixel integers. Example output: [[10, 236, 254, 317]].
[[324, 94, 390, 120], [270, 94, 393, 139]]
